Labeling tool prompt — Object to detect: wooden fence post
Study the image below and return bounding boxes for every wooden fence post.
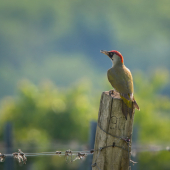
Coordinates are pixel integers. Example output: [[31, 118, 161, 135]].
[[92, 91, 135, 170]]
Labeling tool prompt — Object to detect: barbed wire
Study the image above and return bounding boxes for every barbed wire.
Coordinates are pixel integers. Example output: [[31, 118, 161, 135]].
[[0, 148, 95, 164], [0, 145, 169, 165], [131, 145, 170, 157]]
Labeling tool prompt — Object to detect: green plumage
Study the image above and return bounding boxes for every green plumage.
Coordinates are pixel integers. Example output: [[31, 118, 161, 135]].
[[107, 65, 133, 108], [100, 50, 140, 119]]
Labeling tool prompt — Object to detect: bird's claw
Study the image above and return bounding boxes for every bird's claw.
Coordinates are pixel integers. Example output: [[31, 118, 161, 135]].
[[109, 90, 114, 96]]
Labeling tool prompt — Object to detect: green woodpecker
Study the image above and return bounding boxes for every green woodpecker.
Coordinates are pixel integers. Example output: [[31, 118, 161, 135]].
[[100, 50, 140, 119]]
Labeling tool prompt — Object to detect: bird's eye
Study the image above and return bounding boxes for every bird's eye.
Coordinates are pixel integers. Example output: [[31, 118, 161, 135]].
[[109, 52, 114, 59]]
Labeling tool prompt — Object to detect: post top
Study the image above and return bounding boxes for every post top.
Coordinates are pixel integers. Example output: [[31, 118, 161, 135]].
[[104, 91, 121, 100]]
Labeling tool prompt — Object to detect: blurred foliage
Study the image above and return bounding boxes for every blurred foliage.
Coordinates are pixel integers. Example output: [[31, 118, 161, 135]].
[[138, 151, 170, 170], [0, 0, 170, 169], [1, 0, 170, 97], [0, 70, 170, 169], [134, 69, 170, 143], [0, 79, 98, 146]]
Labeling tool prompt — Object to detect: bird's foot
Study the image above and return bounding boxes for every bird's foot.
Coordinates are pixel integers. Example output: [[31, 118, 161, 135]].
[[109, 90, 114, 96]]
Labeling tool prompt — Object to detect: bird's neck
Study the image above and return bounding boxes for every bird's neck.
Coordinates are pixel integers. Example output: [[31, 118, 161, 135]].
[[112, 61, 123, 68]]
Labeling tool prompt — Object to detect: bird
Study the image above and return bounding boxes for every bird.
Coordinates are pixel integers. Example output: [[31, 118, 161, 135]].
[[100, 50, 140, 119]]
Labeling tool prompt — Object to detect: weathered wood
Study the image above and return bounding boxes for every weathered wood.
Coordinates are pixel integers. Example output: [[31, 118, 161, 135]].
[[92, 91, 135, 170]]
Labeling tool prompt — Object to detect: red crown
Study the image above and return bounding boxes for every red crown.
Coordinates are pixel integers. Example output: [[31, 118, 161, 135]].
[[109, 50, 123, 63]]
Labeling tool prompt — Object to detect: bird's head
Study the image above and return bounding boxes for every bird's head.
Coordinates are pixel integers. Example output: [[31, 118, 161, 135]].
[[100, 50, 124, 66]]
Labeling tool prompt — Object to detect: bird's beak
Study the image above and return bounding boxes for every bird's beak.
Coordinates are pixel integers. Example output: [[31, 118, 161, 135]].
[[100, 50, 109, 56], [100, 50, 111, 59]]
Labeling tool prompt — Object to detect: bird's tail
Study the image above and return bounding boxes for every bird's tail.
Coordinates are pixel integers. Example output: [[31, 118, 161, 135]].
[[122, 101, 134, 120], [133, 100, 140, 111], [120, 94, 140, 119]]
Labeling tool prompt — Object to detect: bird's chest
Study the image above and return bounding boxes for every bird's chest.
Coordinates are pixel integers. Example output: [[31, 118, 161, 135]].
[[107, 67, 132, 93], [107, 68, 126, 82]]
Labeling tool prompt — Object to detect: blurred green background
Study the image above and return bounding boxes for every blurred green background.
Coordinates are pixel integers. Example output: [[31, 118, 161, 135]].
[[0, 0, 170, 169]]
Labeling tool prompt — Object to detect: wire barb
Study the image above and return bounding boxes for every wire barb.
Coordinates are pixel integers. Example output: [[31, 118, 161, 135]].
[[90, 149, 94, 154], [56, 151, 62, 155], [0, 153, 6, 162], [77, 152, 86, 159], [122, 137, 131, 144], [13, 149, 27, 164], [65, 149, 72, 162], [130, 159, 138, 165], [73, 152, 87, 161], [91, 162, 96, 167]]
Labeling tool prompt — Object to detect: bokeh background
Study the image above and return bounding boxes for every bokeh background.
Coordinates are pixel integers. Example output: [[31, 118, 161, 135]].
[[0, 0, 170, 169]]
